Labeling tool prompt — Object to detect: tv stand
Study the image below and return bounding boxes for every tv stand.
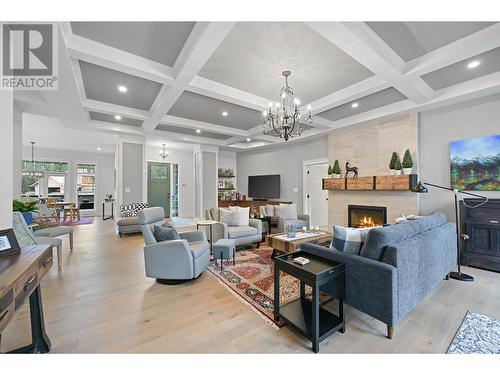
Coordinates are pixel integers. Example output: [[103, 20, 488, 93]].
[[218, 199, 291, 212], [253, 198, 268, 201]]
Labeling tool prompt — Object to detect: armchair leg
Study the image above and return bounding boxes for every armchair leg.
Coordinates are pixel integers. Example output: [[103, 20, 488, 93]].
[[387, 325, 394, 339], [444, 273, 450, 280], [57, 245, 62, 271], [69, 232, 74, 251]]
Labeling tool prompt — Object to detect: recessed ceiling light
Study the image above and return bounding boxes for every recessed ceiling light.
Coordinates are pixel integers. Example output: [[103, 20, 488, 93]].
[[467, 60, 480, 69], [114, 115, 122, 120], [97, 147, 102, 151], [246, 138, 251, 142], [351, 102, 359, 108], [118, 85, 127, 93], [222, 111, 228, 117], [196, 129, 201, 134]]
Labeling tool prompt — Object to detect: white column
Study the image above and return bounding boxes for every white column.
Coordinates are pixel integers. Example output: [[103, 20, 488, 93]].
[[0, 89, 14, 229], [13, 105, 23, 197]]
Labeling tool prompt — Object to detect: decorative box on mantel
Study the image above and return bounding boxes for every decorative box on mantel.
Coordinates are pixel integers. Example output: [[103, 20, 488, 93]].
[[322, 174, 418, 191]]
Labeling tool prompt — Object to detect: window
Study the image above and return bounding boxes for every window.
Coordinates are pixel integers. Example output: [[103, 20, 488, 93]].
[[77, 163, 96, 210], [22, 160, 69, 198], [171, 164, 179, 217]]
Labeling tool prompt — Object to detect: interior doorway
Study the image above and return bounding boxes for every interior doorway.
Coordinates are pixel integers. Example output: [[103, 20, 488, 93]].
[[303, 159, 329, 228], [147, 162, 171, 217]]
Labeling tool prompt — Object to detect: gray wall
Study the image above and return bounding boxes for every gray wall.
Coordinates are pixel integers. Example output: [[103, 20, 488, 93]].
[[122, 142, 143, 204], [203, 152, 217, 211], [237, 137, 328, 212], [419, 94, 500, 220]]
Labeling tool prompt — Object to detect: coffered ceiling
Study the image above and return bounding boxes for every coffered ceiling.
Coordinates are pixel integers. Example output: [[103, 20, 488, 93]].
[[15, 21, 500, 151]]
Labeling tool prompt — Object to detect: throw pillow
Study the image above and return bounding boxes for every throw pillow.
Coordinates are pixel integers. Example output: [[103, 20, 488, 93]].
[[264, 204, 275, 217], [220, 208, 240, 226], [153, 224, 180, 242], [278, 203, 298, 220], [330, 225, 371, 255], [230, 206, 250, 226]]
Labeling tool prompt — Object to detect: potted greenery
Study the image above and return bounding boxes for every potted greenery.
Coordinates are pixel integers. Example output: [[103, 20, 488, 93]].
[[328, 165, 333, 177], [13, 199, 38, 225], [332, 159, 341, 178], [402, 149, 413, 175], [393, 154, 403, 175], [389, 152, 398, 173]]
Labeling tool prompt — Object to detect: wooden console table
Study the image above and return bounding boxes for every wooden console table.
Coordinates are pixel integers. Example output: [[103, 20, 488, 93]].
[[0, 244, 53, 354]]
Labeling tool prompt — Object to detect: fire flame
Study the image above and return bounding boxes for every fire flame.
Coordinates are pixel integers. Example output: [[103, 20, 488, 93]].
[[358, 216, 378, 228]]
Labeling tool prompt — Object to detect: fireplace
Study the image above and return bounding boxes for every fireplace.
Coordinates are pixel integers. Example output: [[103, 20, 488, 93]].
[[348, 205, 387, 228]]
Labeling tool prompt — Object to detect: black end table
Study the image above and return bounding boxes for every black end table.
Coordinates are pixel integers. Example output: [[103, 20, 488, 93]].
[[274, 251, 345, 353]]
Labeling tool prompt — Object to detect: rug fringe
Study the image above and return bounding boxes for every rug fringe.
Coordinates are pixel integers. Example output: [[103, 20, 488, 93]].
[[206, 270, 280, 331]]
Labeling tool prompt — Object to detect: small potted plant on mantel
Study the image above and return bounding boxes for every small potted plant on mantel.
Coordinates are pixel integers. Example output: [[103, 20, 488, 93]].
[[332, 159, 341, 178], [402, 149, 413, 175], [393, 154, 403, 175], [13, 199, 38, 226], [389, 152, 398, 174], [327, 165, 333, 177]]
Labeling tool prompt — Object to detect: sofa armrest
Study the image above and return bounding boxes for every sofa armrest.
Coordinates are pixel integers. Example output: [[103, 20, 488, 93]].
[[301, 242, 398, 326], [249, 218, 262, 233], [143, 240, 194, 279], [179, 230, 207, 243], [211, 222, 228, 241], [297, 213, 310, 227], [277, 217, 285, 233]]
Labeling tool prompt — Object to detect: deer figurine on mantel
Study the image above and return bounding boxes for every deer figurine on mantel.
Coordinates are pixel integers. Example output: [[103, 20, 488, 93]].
[[345, 162, 359, 177]]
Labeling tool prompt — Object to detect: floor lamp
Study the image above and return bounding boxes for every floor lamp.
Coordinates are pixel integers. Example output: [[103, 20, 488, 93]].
[[412, 181, 488, 282]]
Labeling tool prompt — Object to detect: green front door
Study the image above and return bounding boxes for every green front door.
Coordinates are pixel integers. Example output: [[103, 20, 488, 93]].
[[148, 162, 170, 217]]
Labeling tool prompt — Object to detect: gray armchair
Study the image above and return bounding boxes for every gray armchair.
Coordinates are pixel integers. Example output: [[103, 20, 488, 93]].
[[277, 213, 310, 233], [205, 207, 262, 248], [139, 207, 210, 284]]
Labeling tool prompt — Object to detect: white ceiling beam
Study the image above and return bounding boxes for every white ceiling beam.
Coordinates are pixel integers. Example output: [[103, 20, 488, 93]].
[[142, 22, 235, 133], [251, 134, 283, 144], [187, 75, 271, 111], [224, 136, 245, 145], [65, 34, 175, 85], [403, 23, 500, 77], [82, 99, 150, 121], [152, 129, 225, 147], [160, 114, 247, 137], [307, 22, 434, 104], [88, 121, 146, 135]]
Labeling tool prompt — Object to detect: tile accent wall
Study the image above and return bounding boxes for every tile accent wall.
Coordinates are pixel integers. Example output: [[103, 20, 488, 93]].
[[328, 113, 419, 226]]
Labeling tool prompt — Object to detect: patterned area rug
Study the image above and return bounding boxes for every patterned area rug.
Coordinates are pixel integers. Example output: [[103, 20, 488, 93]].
[[447, 311, 500, 354], [58, 216, 96, 226], [207, 246, 331, 328]]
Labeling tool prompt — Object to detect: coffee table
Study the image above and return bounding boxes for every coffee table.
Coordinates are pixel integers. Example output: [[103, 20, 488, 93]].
[[266, 230, 332, 259]]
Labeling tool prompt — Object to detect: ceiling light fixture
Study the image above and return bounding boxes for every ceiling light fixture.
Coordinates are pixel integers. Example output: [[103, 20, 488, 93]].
[[263, 71, 313, 141], [196, 129, 201, 134], [246, 138, 251, 142], [114, 115, 122, 120], [23, 141, 45, 178], [159, 144, 169, 160], [118, 85, 128, 93], [467, 60, 480, 69], [97, 147, 102, 151], [222, 111, 228, 117], [351, 102, 359, 108]]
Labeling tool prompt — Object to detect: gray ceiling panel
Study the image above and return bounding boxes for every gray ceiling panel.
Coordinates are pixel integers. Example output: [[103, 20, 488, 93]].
[[168, 91, 263, 131], [367, 22, 495, 61], [89, 111, 143, 127], [317, 88, 407, 122], [422, 47, 500, 90], [156, 124, 231, 140], [72, 22, 195, 66], [199, 22, 374, 104], [79, 61, 163, 111]]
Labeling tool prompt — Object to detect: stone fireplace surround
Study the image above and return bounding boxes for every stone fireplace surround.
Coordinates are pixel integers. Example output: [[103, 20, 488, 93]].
[[328, 113, 419, 227]]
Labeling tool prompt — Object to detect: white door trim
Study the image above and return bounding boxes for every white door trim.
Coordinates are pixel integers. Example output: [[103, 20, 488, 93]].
[[302, 158, 329, 218]]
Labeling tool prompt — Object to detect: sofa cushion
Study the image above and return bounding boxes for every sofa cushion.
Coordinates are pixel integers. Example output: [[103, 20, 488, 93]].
[[117, 216, 140, 226], [220, 208, 239, 226], [265, 204, 275, 216], [120, 202, 149, 217], [360, 212, 448, 260], [276, 204, 298, 220], [227, 226, 258, 239], [230, 206, 250, 226], [330, 225, 371, 255], [210, 207, 220, 221], [189, 241, 210, 259], [35, 226, 73, 237], [284, 219, 307, 230], [153, 225, 180, 242]]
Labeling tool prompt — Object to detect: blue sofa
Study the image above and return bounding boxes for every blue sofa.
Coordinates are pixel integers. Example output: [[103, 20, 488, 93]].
[[301, 212, 456, 339]]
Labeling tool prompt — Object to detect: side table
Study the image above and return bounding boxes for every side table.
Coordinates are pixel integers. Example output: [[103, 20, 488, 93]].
[[196, 220, 218, 254], [274, 250, 345, 353], [102, 200, 114, 221]]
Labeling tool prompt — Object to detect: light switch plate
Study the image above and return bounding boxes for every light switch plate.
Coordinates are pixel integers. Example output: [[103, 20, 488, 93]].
[[125, 187, 131, 193]]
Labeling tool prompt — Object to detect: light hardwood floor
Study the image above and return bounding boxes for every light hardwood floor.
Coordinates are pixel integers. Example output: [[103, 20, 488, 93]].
[[1, 218, 500, 353]]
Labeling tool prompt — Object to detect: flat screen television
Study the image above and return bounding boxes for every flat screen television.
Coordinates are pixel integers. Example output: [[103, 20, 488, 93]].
[[248, 174, 280, 199]]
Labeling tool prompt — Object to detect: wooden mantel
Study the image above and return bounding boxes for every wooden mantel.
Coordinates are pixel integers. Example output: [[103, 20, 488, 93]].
[[322, 174, 418, 191]]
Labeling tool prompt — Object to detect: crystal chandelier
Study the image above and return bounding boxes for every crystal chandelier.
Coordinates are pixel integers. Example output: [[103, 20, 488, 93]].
[[262, 71, 313, 141], [23, 142, 45, 178], [159, 144, 169, 160]]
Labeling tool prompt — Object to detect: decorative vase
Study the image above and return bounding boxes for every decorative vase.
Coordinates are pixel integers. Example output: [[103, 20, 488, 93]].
[[394, 169, 402, 176], [22, 212, 33, 225], [403, 168, 412, 175], [333, 174, 341, 179], [390, 169, 395, 175]]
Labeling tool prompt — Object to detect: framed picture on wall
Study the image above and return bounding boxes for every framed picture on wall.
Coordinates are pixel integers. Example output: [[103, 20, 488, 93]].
[[0, 228, 21, 257], [218, 181, 224, 188]]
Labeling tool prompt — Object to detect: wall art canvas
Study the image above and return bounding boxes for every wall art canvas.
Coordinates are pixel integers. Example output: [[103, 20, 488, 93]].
[[450, 134, 500, 191]]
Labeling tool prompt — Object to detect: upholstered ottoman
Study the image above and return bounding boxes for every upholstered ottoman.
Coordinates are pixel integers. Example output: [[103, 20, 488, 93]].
[[213, 239, 236, 270]]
